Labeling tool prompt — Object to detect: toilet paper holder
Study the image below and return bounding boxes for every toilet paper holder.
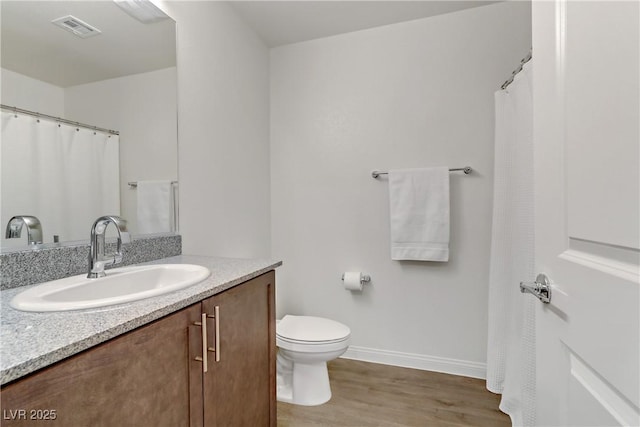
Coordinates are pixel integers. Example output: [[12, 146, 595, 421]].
[[341, 273, 371, 284]]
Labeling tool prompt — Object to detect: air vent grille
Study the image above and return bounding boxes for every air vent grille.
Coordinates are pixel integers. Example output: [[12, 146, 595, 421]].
[[52, 15, 101, 39]]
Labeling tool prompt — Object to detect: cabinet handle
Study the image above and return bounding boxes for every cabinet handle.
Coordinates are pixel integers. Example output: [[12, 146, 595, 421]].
[[215, 305, 220, 362], [207, 306, 221, 362], [193, 312, 208, 373]]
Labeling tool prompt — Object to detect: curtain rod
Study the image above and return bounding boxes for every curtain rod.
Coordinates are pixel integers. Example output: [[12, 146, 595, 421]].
[[500, 50, 533, 90], [1, 104, 120, 136]]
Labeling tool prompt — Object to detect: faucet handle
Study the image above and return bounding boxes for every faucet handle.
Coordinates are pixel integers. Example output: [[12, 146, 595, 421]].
[[114, 231, 131, 263], [112, 219, 130, 258]]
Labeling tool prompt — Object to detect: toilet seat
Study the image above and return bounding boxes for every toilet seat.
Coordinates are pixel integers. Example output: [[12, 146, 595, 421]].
[[276, 335, 348, 345], [277, 315, 351, 343], [277, 335, 350, 353]]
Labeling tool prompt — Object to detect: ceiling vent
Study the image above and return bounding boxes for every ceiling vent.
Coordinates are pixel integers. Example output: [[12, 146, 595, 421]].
[[52, 15, 102, 39]]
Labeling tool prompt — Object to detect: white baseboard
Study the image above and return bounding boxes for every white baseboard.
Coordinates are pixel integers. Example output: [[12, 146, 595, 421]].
[[341, 345, 487, 380]]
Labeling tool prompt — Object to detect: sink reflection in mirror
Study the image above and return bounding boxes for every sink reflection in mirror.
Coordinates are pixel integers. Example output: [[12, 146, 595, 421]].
[[10, 264, 211, 312]]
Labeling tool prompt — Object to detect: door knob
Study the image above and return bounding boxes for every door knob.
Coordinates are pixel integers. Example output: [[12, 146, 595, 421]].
[[520, 273, 552, 303]]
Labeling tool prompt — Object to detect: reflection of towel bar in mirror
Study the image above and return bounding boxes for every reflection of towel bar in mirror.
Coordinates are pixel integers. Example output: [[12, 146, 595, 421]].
[[371, 167, 472, 179], [128, 181, 178, 188]]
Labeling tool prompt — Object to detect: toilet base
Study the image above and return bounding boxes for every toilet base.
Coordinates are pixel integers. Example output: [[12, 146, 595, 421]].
[[276, 351, 332, 406]]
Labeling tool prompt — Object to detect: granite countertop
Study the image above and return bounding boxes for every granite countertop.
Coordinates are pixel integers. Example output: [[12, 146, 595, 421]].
[[0, 255, 282, 385]]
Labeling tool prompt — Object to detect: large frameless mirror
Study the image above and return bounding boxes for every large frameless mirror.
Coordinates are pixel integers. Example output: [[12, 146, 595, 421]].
[[1, 0, 177, 251]]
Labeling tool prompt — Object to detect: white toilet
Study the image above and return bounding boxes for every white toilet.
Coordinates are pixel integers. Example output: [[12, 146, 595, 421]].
[[276, 315, 351, 406]]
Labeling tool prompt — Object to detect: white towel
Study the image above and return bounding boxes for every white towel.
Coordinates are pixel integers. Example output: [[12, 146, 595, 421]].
[[388, 167, 450, 261], [136, 180, 173, 234]]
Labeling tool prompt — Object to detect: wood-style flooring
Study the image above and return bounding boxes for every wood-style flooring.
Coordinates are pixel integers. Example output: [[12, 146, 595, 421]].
[[277, 358, 510, 427]]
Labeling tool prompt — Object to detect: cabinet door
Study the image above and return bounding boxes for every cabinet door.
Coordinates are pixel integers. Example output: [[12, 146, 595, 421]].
[[1, 304, 202, 427], [201, 271, 276, 427]]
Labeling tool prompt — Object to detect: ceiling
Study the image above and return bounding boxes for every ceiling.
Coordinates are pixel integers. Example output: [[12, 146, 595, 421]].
[[1, 1, 497, 88], [228, 1, 499, 47], [1, 1, 176, 88]]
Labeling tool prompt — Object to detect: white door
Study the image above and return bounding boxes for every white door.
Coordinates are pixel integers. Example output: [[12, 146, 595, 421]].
[[532, 1, 639, 426]]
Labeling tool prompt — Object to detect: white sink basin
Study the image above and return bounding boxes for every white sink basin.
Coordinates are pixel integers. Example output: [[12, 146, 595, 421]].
[[10, 264, 211, 312]]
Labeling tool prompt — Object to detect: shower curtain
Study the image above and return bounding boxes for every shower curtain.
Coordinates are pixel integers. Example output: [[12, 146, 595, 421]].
[[1, 111, 120, 246], [486, 61, 535, 426]]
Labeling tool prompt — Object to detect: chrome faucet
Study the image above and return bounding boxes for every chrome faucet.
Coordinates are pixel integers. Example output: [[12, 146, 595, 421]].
[[5, 215, 43, 245], [87, 215, 131, 279]]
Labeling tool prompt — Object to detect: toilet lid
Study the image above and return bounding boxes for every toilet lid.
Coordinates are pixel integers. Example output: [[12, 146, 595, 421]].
[[276, 315, 350, 343]]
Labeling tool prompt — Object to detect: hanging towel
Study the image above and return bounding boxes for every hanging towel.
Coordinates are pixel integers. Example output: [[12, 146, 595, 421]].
[[388, 167, 450, 262], [136, 180, 173, 234]]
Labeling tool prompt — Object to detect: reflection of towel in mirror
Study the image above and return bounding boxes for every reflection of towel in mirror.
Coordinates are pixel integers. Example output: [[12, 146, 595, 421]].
[[137, 180, 173, 234], [388, 167, 450, 262]]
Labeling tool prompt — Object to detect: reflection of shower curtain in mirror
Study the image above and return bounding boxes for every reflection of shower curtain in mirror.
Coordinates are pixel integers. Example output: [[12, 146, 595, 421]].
[[1, 111, 120, 246]]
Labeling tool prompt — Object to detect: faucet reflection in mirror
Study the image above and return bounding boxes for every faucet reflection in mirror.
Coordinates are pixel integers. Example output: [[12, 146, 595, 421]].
[[87, 215, 130, 279], [5, 215, 42, 245]]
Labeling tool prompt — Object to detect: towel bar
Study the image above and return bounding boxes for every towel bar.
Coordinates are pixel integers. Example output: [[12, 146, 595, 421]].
[[128, 181, 178, 188], [371, 167, 472, 179]]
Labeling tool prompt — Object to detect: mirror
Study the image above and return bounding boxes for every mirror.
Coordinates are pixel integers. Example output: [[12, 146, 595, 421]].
[[0, 0, 177, 250]]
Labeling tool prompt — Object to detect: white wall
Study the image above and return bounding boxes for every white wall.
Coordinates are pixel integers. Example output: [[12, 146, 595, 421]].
[[271, 2, 531, 377], [1, 68, 64, 116], [65, 67, 178, 235], [158, 1, 271, 259]]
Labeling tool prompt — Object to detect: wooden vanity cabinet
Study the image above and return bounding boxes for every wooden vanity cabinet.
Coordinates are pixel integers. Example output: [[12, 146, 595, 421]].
[[0, 271, 276, 427], [1, 304, 201, 426], [201, 271, 276, 427]]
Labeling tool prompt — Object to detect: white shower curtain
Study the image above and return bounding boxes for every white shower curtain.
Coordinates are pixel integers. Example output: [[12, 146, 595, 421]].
[[486, 61, 535, 426], [1, 111, 120, 246]]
